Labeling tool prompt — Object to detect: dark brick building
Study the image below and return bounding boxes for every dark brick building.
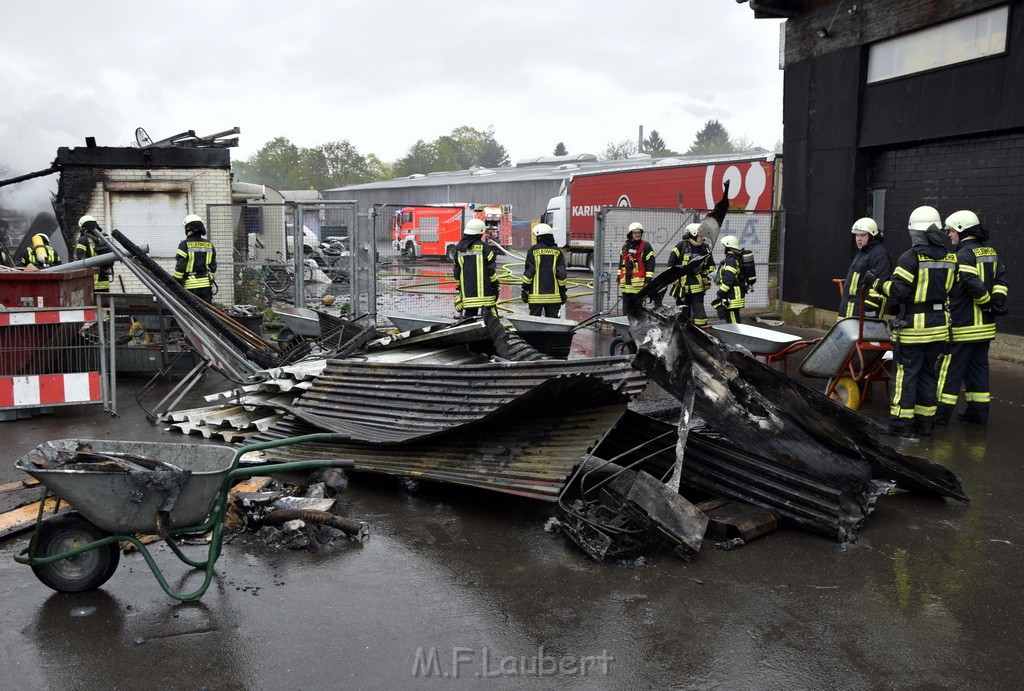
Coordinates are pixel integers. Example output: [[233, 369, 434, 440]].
[[749, 0, 1022, 335]]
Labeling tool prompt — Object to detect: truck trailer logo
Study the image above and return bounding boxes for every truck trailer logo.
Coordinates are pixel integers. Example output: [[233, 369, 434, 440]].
[[617, 195, 631, 207]]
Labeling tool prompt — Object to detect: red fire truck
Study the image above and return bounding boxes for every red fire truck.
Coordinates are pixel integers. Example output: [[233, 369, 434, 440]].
[[392, 203, 513, 260], [542, 153, 781, 269]]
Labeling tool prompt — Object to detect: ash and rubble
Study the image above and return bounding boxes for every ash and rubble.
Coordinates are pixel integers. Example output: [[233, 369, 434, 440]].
[[72, 227, 966, 563], [140, 266, 966, 564]]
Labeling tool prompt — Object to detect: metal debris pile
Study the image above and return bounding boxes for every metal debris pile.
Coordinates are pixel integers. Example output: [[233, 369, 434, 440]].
[[546, 270, 966, 562], [148, 267, 967, 564]]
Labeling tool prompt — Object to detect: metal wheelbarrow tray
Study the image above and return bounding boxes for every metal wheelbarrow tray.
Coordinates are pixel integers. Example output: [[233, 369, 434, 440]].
[[14, 434, 354, 601], [798, 316, 892, 409], [711, 323, 811, 372], [799, 317, 890, 379], [15, 439, 237, 534], [273, 306, 322, 337]]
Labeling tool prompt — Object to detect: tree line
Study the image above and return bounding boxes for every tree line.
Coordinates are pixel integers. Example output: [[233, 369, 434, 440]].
[[231, 120, 777, 192]]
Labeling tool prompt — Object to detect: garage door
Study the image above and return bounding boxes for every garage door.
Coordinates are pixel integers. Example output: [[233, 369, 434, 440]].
[[109, 192, 189, 258]]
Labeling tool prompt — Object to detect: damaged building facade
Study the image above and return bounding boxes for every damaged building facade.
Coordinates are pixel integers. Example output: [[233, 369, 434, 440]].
[[756, 0, 1024, 335], [53, 145, 235, 303]]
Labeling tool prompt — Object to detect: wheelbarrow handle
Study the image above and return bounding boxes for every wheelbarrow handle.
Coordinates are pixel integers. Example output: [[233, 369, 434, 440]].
[[226, 458, 355, 483], [234, 433, 349, 457]]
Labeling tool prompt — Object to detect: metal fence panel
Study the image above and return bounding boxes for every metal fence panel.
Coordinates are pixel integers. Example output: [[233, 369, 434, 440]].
[[370, 203, 472, 328], [206, 201, 359, 318], [595, 207, 784, 316]]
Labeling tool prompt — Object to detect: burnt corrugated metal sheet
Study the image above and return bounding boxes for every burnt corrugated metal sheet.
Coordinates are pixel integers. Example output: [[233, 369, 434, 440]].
[[595, 411, 877, 540], [249, 405, 627, 501], [289, 357, 646, 443]]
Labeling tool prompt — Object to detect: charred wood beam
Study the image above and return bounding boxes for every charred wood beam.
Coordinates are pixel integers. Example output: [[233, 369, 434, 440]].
[[0, 164, 60, 189]]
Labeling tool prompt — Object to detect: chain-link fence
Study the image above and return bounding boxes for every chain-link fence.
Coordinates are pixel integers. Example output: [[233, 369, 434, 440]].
[[206, 200, 362, 319], [594, 207, 784, 316], [370, 203, 474, 327]]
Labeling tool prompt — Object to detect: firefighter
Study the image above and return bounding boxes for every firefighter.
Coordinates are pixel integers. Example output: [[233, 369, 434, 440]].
[[712, 235, 746, 324], [453, 217, 499, 317], [173, 214, 217, 303], [521, 223, 567, 318], [76, 215, 113, 293], [934, 210, 1009, 426], [865, 206, 957, 436], [18, 233, 62, 269], [618, 221, 655, 314], [838, 217, 892, 319], [667, 222, 714, 326]]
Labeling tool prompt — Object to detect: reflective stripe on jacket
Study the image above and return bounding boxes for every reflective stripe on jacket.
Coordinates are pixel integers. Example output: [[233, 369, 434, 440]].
[[949, 238, 1008, 342], [522, 242, 566, 305], [173, 238, 217, 290], [668, 240, 712, 298], [453, 237, 498, 310], [75, 236, 112, 290], [618, 240, 655, 294], [715, 250, 746, 308], [879, 247, 957, 344], [839, 239, 892, 318]]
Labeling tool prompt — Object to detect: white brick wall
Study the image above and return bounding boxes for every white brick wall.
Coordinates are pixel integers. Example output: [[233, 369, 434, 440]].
[[77, 167, 234, 304]]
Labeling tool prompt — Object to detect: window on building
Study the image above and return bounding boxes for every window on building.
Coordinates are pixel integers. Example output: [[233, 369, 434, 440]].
[[867, 6, 1008, 84]]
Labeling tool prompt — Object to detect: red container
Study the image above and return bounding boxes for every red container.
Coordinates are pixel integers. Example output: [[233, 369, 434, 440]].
[[0, 269, 96, 309]]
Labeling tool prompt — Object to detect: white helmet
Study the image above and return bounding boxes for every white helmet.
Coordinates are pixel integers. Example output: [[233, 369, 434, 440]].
[[183, 213, 203, 228], [851, 217, 878, 237], [628, 222, 644, 233], [908, 206, 941, 231], [464, 218, 486, 235], [944, 210, 980, 234], [720, 235, 741, 251], [533, 223, 553, 236], [78, 214, 98, 229], [685, 223, 702, 238]]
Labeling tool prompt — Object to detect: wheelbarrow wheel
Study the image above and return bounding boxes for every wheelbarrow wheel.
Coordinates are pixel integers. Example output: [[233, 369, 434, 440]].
[[830, 376, 862, 410], [609, 335, 637, 356], [30, 512, 120, 593]]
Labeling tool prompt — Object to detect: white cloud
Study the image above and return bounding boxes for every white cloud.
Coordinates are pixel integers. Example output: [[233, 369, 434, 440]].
[[1, 0, 784, 213]]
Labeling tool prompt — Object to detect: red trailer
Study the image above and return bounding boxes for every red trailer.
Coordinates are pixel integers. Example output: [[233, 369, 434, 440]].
[[543, 154, 781, 269]]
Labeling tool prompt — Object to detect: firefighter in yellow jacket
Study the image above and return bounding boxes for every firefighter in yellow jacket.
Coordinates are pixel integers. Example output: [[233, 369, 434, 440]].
[[866, 206, 957, 436], [76, 215, 112, 293], [173, 214, 217, 302], [521, 223, 567, 318], [934, 210, 1009, 426], [667, 222, 714, 326], [618, 221, 656, 314], [18, 233, 62, 269], [712, 235, 747, 324], [453, 218, 499, 317]]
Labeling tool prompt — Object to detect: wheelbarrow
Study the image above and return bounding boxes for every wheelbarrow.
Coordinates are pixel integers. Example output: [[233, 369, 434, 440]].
[[711, 323, 812, 373], [798, 309, 892, 410], [602, 316, 637, 355], [14, 434, 354, 601]]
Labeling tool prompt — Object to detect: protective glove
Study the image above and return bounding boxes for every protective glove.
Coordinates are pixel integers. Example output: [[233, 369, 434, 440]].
[[861, 270, 880, 293], [990, 293, 1009, 316], [644, 276, 652, 285], [491, 282, 500, 296], [559, 286, 568, 304], [712, 299, 728, 321], [747, 277, 756, 287], [521, 288, 529, 303]]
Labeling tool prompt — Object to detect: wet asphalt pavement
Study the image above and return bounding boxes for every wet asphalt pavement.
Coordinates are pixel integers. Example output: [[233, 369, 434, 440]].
[[2, 320, 1024, 690]]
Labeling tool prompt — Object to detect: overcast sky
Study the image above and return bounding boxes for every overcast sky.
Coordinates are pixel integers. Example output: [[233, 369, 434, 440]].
[[0, 0, 784, 215]]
